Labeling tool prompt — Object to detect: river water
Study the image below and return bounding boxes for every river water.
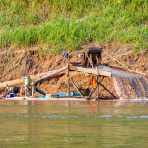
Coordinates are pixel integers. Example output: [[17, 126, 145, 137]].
[[0, 100, 148, 148]]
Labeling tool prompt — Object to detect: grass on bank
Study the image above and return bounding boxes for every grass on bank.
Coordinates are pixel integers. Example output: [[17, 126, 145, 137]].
[[0, 0, 148, 53]]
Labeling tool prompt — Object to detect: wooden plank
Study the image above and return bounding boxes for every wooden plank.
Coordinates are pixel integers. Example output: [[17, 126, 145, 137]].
[[70, 66, 111, 77]]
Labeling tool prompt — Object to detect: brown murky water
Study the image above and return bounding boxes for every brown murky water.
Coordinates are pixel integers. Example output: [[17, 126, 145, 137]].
[[0, 100, 148, 148]]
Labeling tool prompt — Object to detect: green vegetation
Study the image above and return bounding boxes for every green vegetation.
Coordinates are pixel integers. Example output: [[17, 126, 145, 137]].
[[0, 0, 147, 53]]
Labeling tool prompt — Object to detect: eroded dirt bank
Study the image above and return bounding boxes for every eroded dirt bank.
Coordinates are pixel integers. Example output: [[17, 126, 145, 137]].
[[0, 43, 148, 96]]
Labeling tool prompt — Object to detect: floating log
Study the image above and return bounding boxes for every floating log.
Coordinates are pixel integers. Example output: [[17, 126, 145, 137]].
[[0, 66, 67, 89]]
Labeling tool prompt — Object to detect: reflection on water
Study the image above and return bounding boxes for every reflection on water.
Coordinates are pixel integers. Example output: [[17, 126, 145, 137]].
[[0, 101, 148, 148]]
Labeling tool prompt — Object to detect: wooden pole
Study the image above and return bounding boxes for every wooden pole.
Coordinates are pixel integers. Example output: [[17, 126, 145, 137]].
[[96, 76, 99, 99], [70, 78, 84, 97], [0, 66, 68, 90], [67, 61, 70, 96], [98, 81, 117, 98]]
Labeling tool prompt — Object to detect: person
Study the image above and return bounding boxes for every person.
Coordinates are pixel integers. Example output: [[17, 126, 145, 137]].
[[91, 76, 97, 89], [6, 86, 20, 98], [63, 51, 69, 59]]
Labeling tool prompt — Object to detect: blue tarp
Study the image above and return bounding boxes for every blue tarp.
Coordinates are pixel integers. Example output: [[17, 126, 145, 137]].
[[51, 91, 81, 98], [36, 91, 81, 99]]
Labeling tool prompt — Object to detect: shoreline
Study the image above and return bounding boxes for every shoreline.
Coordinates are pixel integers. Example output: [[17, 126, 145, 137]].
[[0, 97, 148, 105]]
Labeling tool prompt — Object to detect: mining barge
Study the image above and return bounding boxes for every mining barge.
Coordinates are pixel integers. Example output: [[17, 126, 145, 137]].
[[0, 47, 148, 101]]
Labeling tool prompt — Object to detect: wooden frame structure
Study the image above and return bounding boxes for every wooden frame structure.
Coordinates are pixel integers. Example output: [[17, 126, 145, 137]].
[[68, 65, 117, 99], [67, 47, 117, 99], [0, 47, 148, 100]]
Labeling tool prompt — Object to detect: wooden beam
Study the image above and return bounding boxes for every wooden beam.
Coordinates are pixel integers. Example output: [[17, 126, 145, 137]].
[[70, 65, 111, 77], [98, 81, 117, 98], [34, 66, 68, 84], [35, 87, 47, 96], [0, 66, 68, 89], [70, 78, 84, 97]]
